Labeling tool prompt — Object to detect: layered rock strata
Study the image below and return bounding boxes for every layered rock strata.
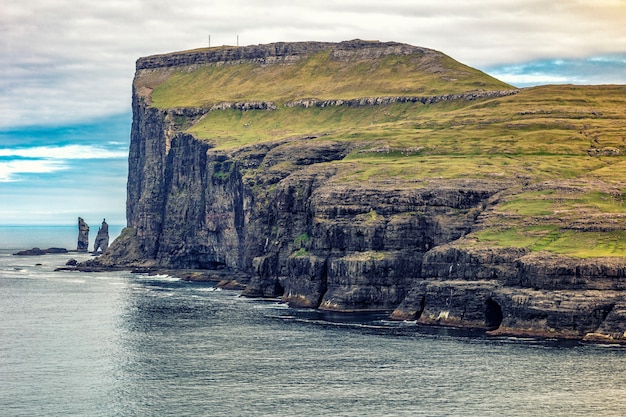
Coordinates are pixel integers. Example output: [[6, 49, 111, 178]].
[[391, 243, 626, 340], [94, 40, 626, 343]]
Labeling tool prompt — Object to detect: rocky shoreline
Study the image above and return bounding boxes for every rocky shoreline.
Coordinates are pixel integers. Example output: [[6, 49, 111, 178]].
[[53, 267, 626, 345], [75, 249, 626, 345], [58, 263, 248, 289], [85, 40, 626, 345]]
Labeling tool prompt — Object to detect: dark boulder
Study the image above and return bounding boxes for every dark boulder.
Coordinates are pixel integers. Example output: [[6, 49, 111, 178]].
[[13, 247, 46, 256]]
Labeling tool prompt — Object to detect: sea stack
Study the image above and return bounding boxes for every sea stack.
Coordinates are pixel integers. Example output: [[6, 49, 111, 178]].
[[93, 219, 109, 253], [77, 217, 89, 252]]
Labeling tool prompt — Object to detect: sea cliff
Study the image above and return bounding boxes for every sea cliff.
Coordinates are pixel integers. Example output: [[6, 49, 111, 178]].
[[94, 40, 626, 342]]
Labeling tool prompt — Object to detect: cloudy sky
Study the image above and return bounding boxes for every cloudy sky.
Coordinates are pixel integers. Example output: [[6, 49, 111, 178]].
[[1, 0, 626, 225]]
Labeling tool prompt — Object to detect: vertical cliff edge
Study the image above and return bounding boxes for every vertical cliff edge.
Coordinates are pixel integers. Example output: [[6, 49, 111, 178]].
[[93, 40, 626, 342]]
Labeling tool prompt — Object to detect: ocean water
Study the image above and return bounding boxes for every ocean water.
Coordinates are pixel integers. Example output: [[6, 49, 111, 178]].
[[1, 229, 626, 416], [0, 225, 124, 252]]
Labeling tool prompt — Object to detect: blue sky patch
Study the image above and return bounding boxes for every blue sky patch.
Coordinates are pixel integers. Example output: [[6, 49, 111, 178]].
[[485, 54, 626, 87], [0, 113, 130, 225]]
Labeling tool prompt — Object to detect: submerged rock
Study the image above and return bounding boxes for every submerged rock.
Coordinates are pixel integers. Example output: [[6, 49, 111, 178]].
[[13, 247, 68, 256], [45, 247, 69, 254]]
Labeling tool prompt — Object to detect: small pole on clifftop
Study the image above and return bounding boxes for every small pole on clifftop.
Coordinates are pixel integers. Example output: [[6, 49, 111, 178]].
[[208, 34, 211, 48], [237, 35, 239, 47]]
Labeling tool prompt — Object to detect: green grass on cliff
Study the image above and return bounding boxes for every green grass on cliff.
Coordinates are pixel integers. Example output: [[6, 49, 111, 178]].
[[473, 185, 626, 258], [140, 46, 626, 258], [476, 228, 626, 258], [148, 50, 510, 108], [187, 84, 626, 257], [188, 85, 626, 183]]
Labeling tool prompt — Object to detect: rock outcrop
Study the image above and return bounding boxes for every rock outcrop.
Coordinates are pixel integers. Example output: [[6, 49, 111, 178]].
[[93, 219, 109, 253], [77, 217, 89, 252], [93, 40, 626, 343], [135, 40, 433, 71]]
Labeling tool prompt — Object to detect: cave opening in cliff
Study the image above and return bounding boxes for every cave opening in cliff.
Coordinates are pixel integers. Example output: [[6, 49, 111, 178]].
[[484, 298, 503, 330]]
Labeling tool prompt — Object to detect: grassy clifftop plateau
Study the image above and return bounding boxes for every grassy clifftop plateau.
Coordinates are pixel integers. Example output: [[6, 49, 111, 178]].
[[135, 41, 626, 258], [147, 49, 508, 106]]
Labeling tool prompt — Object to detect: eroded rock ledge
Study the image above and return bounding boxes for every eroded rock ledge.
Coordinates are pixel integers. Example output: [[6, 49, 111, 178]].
[[392, 243, 626, 341], [161, 89, 520, 118], [284, 90, 520, 108], [136, 39, 435, 70]]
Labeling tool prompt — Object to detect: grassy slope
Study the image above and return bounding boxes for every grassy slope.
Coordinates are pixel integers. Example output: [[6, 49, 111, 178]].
[[149, 49, 510, 107], [143, 47, 626, 258]]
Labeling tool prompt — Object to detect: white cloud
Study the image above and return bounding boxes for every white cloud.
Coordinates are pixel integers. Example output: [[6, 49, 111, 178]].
[[0, 159, 66, 182], [490, 73, 577, 87], [0, 144, 128, 182], [588, 56, 626, 64], [0, 144, 128, 160]]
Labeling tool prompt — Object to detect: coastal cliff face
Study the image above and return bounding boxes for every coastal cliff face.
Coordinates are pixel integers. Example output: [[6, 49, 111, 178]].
[[98, 40, 626, 342]]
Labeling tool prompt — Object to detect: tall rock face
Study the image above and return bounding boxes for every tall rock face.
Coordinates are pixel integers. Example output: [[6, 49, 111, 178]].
[[97, 40, 626, 343], [121, 102, 248, 269]]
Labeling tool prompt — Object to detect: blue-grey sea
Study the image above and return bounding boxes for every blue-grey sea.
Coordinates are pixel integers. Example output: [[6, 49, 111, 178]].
[[1, 226, 626, 417]]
